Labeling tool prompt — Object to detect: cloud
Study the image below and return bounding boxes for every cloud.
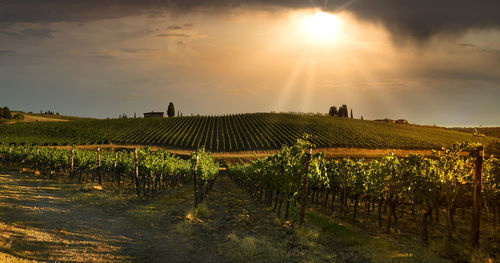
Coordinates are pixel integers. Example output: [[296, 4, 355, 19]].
[[0, 0, 499, 42], [2, 27, 56, 40], [156, 33, 190, 38], [120, 48, 156, 53], [458, 43, 499, 55], [167, 25, 182, 30], [91, 49, 120, 59]]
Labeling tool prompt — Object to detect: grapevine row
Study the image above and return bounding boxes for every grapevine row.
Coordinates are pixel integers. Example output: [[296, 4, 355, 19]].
[[0, 113, 496, 151], [0, 145, 219, 202], [227, 137, 500, 247]]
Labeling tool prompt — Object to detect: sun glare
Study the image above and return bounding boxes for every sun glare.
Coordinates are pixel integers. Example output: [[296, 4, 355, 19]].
[[301, 11, 343, 43]]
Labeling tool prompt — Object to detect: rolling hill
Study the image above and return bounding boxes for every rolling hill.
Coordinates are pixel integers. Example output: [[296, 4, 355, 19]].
[[450, 127, 500, 139], [0, 113, 496, 151]]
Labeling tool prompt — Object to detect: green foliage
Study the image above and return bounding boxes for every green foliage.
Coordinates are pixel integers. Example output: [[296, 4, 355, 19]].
[[228, 138, 500, 244], [193, 148, 219, 181], [0, 113, 497, 151], [13, 114, 24, 120], [0, 145, 195, 182], [1, 106, 12, 119]]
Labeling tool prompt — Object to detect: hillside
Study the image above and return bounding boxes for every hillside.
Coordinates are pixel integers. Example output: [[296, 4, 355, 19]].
[[0, 113, 496, 151], [16, 112, 95, 122], [450, 127, 500, 139]]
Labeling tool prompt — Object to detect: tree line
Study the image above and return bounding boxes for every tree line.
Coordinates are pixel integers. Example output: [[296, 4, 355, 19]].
[[329, 104, 357, 119]]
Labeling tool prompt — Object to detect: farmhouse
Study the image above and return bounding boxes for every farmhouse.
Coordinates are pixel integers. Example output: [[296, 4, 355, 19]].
[[395, 119, 409, 124], [143, 111, 165, 118], [375, 118, 395, 123]]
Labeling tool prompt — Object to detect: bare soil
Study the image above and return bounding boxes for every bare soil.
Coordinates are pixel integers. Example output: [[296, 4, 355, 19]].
[[0, 170, 363, 262], [48, 143, 439, 162]]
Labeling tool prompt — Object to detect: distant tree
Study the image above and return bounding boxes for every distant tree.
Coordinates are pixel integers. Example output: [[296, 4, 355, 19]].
[[134, 112, 136, 118], [0, 107, 4, 119], [350, 109, 353, 119], [13, 113, 24, 120], [3, 107, 12, 119], [337, 104, 348, 117], [167, 102, 175, 117], [56, 112, 59, 116], [328, 106, 338, 117], [361, 115, 364, 120]]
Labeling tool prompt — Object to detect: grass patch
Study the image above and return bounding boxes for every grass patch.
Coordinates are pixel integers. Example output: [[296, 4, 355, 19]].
[[305, 211, 450, 263], [186, 203, 209, 221], [0, 252, 35, 263], [219, 232, 289, 263]]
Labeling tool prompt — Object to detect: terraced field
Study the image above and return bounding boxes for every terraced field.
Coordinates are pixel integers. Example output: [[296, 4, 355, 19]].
[[0, 113, 495, 151]]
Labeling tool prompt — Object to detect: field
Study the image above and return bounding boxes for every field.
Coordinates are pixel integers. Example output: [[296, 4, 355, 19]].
[[1, 113, 499, 262], [451, 127, 500, 139], [0, 113, 496, 151], [1, 120, 499, 262]]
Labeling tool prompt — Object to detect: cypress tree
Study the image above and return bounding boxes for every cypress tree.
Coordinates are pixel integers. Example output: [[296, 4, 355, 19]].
[[328, 106, 338, 117], [3, 107, 12, 119], [350, 109, 353, 119], [167, 102, 175, 117], [339, 104, 348, 117]]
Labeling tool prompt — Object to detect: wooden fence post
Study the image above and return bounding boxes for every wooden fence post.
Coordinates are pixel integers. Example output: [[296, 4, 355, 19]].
[[134, 148, 140, 198], [113, 152, 118, 185], [471, 145, 483, 249], [299, 146, 313, 227], [97, 147, 102, 185], [193, 155, 199, 208], [70, 148, 75, 177]]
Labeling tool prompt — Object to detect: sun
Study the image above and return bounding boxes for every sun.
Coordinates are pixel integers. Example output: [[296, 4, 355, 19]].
[[300, 11, 343, 43]]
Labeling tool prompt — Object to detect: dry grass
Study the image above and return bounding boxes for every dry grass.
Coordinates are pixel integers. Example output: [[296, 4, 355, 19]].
[[48, 143, 442, 164], [21, 115, 68, 123]]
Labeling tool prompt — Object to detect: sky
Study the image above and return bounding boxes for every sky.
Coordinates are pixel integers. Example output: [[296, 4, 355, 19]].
[[0, 0, 499, 126]]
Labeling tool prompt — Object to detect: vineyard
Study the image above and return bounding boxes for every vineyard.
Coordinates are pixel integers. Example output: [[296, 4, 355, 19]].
[[1, 137, 499, 260], [228, 137, 500, 256], [0, 113, 497, 152], [0, 145, 219, 200]]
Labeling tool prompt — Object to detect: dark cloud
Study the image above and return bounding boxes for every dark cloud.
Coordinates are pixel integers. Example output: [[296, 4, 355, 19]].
[[156, 33, 190, 38], [2, 27, 56, 40], [458, 43, 499, 55], [183, 23, 194, 28], [335, 0, 500, 42], [0, 0, 499, 41]]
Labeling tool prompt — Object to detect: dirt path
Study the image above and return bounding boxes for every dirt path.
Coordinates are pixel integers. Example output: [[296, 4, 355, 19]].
[[0, 170, 192, 262], [48, 143, 440, 162], [0, 170, 365, 262]]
